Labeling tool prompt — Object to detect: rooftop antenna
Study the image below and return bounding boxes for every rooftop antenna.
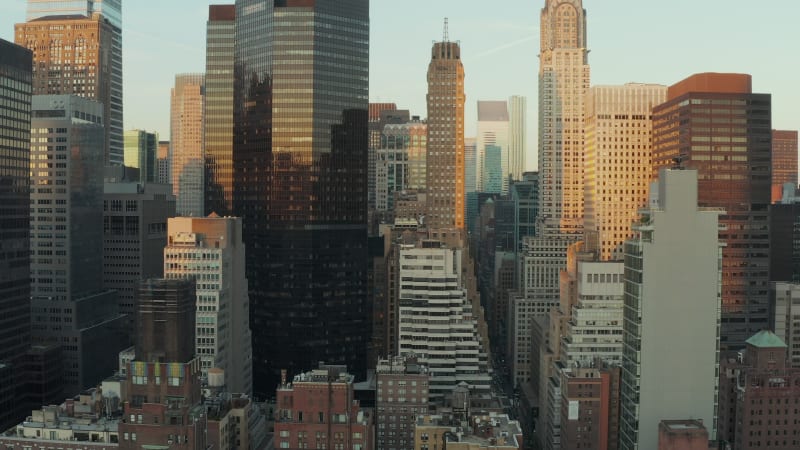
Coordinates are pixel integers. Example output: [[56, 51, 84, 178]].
[[443, 17, 449, 42], [672, 153, 688, 170]]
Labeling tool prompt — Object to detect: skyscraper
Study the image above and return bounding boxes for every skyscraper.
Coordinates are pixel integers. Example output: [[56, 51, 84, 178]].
[[18, 0, 123, 164], [123, 130, 158, 182], [476, 100, 510, 194], [538, 0, 590, 238], [425, 23, 466, 230], [771, 129, 798, 202], [508, 95, 527, 181], [170, 73, 205, 217], [29, 95, 127, 395], [620, 169, 721, 450], [164, 215, 253, 395], [157, 140, 169, 185], [584, 83, 666, 261], [233, 0, 369, 395], [0, 38, 32, 431], [652, 73, 771, 350], [204, 5, 236, 216]]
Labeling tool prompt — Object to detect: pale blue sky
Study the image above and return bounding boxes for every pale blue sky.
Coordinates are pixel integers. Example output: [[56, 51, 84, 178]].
[[1, 0, 798, 171]]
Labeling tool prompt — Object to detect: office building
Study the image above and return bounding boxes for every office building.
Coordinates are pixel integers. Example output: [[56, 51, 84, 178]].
[[0, 38, 32, 431], [368, 104, 402, 212], [718, 331, 800, 450], [103, 181, 174, 321], [157, 140, 169, 185], [512, 172, 538, 250], [425, 25, 466, 229], [375, 120, 427, 212], [397, 242, 491, 404], [657, 420, 709, 450], [233, 0, 370, 394], [121, 278, 206, 450], [619, 169, 722, 450], [771, 282, 800, 368], [30, 95, 127, 396], [204, 5, 236, 216], [170, 73, 205, 217], [376, 356, 430, 450], [465, 138, 478, 231], [123, 130, 158, 183], [538, 0, 590, 238], [17, 0, 123, 164], [652, 73, 771, 350], [584, 84, 667, 261], [508, 95, 526, 181], [772, 130, 798, 202], [275, 364, 374, 450], [476, 100, 509, 194], [770, 198, 800, 282], [164, 215, 253, 394]]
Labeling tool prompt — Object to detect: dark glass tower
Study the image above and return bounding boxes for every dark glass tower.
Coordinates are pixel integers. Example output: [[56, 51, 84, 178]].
[[0, 38, 32, 431], [233, 0, 369, 395], [204, 5, 236, 216]]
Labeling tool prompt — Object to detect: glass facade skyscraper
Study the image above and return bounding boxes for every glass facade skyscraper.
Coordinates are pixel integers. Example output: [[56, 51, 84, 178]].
[[233, 0, 369, 395], [204, 5, 235, 216], [0, 38, 32, 431]]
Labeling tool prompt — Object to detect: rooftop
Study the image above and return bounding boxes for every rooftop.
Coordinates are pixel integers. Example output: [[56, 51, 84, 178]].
[[417, 413, 522, 449], [746, 330, 787, 349]]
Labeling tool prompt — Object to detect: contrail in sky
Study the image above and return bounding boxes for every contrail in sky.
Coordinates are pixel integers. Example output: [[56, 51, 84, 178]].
[[469, 35, 537, 60]]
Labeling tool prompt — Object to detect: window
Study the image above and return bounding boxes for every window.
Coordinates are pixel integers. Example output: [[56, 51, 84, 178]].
[[280, 442, 289, 449]]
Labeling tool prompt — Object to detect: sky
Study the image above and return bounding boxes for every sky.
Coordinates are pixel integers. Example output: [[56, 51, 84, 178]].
[[1, 0, 798, 171]]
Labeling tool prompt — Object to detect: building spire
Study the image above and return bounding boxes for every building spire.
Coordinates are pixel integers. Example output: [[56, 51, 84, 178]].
[[443, 17, 449, 42]]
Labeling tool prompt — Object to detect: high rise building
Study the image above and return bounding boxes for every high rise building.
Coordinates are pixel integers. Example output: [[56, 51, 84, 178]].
[[164, 215, 254, 395], [771, 282, 800, 368], [157, 140, 169, 185], [771, 130, 798, 202], [18, 0, 123, 164], [123, 130, 158, 183], [559, 362, 621, 450], [620, 169, 722, 450], [121, 278, 207, 450], [204, 5, 236, 216], [0, 38, 32, 431], [584, 84, 667, 261], [29, 95, 127, 395], [464, 137, 478, 231], [103, 181, 174, 322], [369, 103, 400, 211], [425, 25, 466, 230], [476, 100, 510, 194], [397, 242, 491, 404], [375, 119, 427, 212], [512, 172, 539, 249], [233, 0, 369, 395], [376, 356, 429, 450], [652, 73, 771, 350], [718, 331, 800, 450], [538, 0, 590, 238], [508, 95, 527, 181], [170, 73, 205, 217]]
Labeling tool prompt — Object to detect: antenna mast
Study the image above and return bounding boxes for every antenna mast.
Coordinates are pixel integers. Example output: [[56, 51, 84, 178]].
[[443, 17, 449, 42]]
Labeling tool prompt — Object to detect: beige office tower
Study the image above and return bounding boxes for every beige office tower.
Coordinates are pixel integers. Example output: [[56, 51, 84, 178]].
[[538, 0, 590, 237], [508, 95, 527, 181], [584, 84, 666, 261], [164, 215, 253, 395], [425, 24, 466, 230], [170, 73, 205, 217]]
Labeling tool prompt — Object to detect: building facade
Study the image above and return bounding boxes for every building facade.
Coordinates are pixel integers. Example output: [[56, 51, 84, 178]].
[[29, 95, 127, 395], [275, 364, 374, 450], [771, 282, 800, 368], [204, 5, 236, 216], [583, 84, 667, 261], [16, 1, 123, 164], [476, 101, 509, 194], [376, 356, 429, 450], [103, 182, 174, 322], [0, 38, 32, 431], [559, 363, 620, 450], [508, 95, 526, 182], [123, 130, 157, 182], [620, 169, 722, 450], [657, 420, 709, 450], [375, 120, 427, 212], [425, 28, 465, 230], [170, 73, 205, 217], [771, 130, 798, 203], [652, 73, 771, 351], [164, 215, 254, 394], [233, 0, 370, 395]]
